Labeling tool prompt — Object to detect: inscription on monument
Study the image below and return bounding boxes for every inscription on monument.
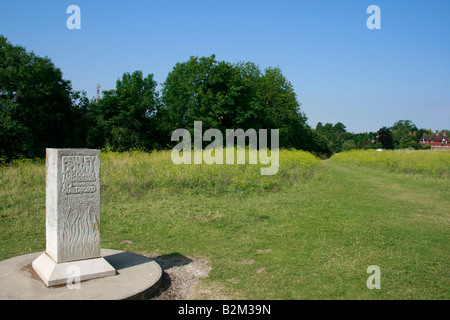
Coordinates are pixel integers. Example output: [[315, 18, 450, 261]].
[[62, 156, 97, 195]]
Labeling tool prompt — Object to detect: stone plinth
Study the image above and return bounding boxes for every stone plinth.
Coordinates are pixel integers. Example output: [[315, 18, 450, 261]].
[[1, 249, 162, 300]]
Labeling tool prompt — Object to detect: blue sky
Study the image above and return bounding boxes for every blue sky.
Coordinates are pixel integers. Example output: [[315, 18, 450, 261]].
[[1, 0, 449, 133]]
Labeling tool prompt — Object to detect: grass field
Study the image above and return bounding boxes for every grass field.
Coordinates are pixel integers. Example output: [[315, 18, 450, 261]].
[[332, 149, 450, 178], [0, 149, 448, 299]]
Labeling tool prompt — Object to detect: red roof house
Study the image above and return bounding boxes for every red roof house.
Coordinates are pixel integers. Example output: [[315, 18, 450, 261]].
[[419, 131, 449, 148]]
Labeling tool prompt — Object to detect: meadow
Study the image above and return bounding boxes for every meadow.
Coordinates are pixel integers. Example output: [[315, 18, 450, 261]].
[[332, 149, 450, 178], [0, 149, 448, 299], [101, 149, 321, 197]]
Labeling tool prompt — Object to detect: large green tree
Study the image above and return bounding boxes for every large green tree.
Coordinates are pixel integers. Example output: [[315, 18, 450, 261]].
[[161, 55, 254, 132], [258, 66, 310, 149], [0, 35, 76, 160], [390, 120, 418, 148], [91, 70, 160, 151], [161, 55, 330, 156]]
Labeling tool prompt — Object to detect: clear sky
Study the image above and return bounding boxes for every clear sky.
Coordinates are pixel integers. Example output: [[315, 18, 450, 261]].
[[1, 0, 449, 133]]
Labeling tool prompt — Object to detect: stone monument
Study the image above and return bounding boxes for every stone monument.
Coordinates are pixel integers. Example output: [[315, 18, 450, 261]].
[[32, 149, 116, 287]]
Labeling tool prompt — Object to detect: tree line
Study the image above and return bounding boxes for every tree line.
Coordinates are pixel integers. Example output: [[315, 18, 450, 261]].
[[314, 120, 449, 153], [0, 36, 332, 161], [0, 36, 446, 162]]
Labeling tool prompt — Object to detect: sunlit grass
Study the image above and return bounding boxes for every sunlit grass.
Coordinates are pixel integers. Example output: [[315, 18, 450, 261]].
[[100, 148, 322, 198], [0, 148, 322, 257], [332, 149, 450, 178], [1, 149, 448, 299]]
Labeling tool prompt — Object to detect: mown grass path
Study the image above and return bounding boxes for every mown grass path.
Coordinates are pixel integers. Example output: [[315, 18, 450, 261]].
[[189, 159, 449, 300], [140, 159, 449, 300], [304, 159, 450, 299]]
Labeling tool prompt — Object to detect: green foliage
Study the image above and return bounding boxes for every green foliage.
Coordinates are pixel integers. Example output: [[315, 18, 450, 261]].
[[161, 55, 239, 131], [3, 36, 446, 161], [342, 140, 356, 151], [312, 119, 444, 153], [390, 120, 419, 148], [353, 132, 375, 149], [90, 71, 161, 151], [314, 122, 356, 153], [0, 36, 75, 160], [409, 141, 422, 150], [161, 55, 330, 156]]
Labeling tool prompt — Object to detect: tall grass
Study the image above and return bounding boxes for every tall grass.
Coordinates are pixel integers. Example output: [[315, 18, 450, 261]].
[[0, 158, 46, 258], [0, 149, 322, 209], [0, 148, 320, 257], [101, 148, 322, 198], [0, 158, 45, 216], [332, 149, 450, 178]]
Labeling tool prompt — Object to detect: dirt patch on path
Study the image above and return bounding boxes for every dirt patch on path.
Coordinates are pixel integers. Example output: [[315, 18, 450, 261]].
[[145, 253, 227, 300]]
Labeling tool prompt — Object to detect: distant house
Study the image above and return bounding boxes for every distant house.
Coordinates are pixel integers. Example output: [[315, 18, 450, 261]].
[[419, 131, 450, 148]]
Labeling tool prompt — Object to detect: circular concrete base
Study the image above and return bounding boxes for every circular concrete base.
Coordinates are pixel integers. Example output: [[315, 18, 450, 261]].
[[0, 249, 162, 300]]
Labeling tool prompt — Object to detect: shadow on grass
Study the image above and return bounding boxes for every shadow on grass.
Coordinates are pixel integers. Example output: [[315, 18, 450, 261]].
[[146, 252, 194, 299]]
